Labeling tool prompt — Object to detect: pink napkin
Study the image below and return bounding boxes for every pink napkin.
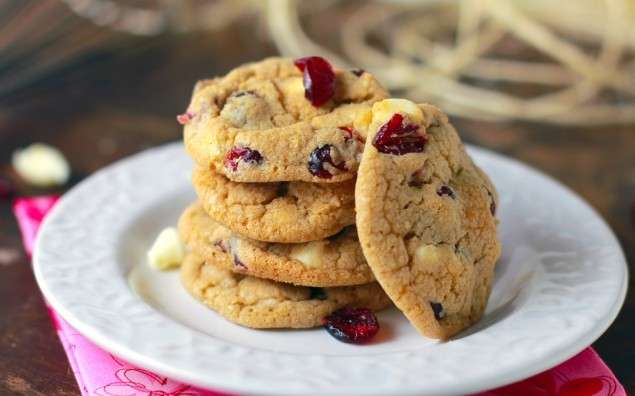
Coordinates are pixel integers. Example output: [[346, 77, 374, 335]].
[[16, 196, 226, 396], [16, 196, 625, 396]]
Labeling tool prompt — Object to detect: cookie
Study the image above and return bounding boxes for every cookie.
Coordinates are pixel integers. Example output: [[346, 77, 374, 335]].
[[179, 203, 374, 287], [355, 99, 501, 340], [192, 167, 355, 243], [182, 57, 388, 183], [180, 252, 392, 329]]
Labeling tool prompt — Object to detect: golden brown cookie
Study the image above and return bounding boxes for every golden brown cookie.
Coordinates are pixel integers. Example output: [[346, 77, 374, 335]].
[[192, 167, 355, 243], [355, 99, 501, 340], [181, 57, 388, 183], [178, 203, 374, 287], [180, 252, 392, 329]]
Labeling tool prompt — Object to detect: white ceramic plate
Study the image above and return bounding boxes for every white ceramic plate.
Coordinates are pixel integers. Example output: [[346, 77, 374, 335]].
[[34, 143, 627, 396]]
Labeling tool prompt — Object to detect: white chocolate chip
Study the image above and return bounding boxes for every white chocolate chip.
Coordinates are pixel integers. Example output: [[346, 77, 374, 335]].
[[414, 244, 445, 272], [289, 241, 326, 268], [354, 108, 372, 132], [288, 77, 306, 97], [371, 98, 424, 125], [211, 146, 222, 157], [147, 227, 185, 270], [414, 244, 463, 275], [415, 245, 439, 264], [274, 76, 305, 101], [208, 133, 224, 158], [12, 143, 70, 187]]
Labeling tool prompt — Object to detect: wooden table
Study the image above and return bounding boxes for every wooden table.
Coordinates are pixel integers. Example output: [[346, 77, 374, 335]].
[[0, 24, 633, 395]]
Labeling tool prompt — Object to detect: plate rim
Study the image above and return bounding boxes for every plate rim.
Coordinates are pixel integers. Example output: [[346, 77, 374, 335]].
[[33, 142, 629, 396]]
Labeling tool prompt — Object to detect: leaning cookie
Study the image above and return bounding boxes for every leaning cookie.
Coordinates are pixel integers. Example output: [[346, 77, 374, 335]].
[[192, 167, 355, 243], [179, 203, 374, 287], [181, 252, 392, 329], [355, 99, 501, 340], [181, 57, 388, 183]]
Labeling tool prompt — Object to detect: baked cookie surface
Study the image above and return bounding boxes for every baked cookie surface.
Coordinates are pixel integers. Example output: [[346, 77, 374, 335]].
[[182, 57, 388, 183], [192, 167, 355, 243], [179, 203, 374, 287], [355, 99, 501, 340], [180, 252, 391, 329]]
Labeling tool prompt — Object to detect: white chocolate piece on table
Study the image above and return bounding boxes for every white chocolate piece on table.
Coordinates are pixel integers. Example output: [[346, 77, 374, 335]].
[[12, 143, 70, 187]]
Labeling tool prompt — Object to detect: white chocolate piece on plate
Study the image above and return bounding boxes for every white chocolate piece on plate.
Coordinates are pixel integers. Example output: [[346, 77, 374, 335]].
[[147, 227, 185, 270]]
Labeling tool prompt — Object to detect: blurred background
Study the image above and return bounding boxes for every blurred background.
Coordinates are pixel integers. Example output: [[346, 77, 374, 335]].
[[0, 0, 633, 393]]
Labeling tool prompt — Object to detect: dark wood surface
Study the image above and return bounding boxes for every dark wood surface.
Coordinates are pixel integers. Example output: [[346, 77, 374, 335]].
[[0, 20, 633, 396]]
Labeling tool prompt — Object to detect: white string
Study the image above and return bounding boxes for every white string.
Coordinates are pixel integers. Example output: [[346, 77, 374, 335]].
[[268, 0, 635, 125]]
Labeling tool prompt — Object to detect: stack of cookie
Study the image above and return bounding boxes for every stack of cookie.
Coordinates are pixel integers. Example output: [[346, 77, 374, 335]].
[[177, 57, 392, 331], [177, 57, 501, 340]]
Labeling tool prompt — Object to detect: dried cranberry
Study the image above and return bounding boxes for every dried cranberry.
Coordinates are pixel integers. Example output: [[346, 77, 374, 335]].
[[430, 302, 444, 320], [231, 90, 254, 98], [224, 147, 263, 172], [350, 68, 365, 77], [338, 126, 363, 143], [275, 182, 289, 197], [233, 255, 247, 270], [437, 185, 455, 199], [294, 56, 335, 107], [327, 226, 349, 241], [373, 114, 427, 155], [0, 177, 15, 201], [322, 307, 380, 344], [486, 190, 496, 215], [408, 168, 426, 188], [214, 240, 227, 253], [309, 287, 327, 300], [176, 111, 195, 125], [308, 144, 346, 179]]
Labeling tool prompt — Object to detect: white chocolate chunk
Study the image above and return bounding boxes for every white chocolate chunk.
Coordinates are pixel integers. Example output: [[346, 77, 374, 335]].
[[211, 145, 222, 157], [147, 228, 185, 270], [281, 77, 305, 98], [415, 245, 440, 264], [371, 98, 424, 125], [289, 241, 326, 268], [353, 108, 372, 133], [12, 143, 70, 187], [413, 244, 445, 273], [414, 244, 464, 275]]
